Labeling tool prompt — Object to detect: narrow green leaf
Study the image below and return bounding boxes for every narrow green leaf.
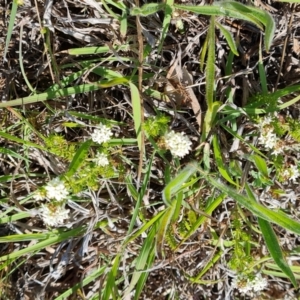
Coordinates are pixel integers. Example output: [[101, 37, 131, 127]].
[[129, 82, 142, 151], [65, 44, 131, 55], [0, 131, 45, 150], [0, 225, 87, 262], [120, 9, 128, 37], [102, 254, 121, 300], [258, 39, 268, 94], [3, 0, 18, 61], [200, 33, 209, 73], [125, 210, 165, 245], [246, 185, 297, 287], [177, 193, 225, 246], [279, 93, 300, 110], [130, 3, 165, 16], [162, 161, 198, 205], [54, 266, 106, 300], [215, 21, 238, 56], [212, 134, 237, 186], [65, 139, 92, 177], [205, 174, 300, 235], [134, 247, 155, 300], [206, 16, 216, 110], [0, 83, 103, 108], [174, 4, 264, 30], [202, 101, 221, 142], [258, 218, 297, 287], [124, 227, 156, 297], [252, 154, 268, 177], [156, 202, 176, 255], [158, 1, 173, 54]]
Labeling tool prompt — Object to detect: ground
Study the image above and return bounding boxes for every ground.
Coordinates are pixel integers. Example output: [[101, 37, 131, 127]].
[[1, 0, 300, 299]]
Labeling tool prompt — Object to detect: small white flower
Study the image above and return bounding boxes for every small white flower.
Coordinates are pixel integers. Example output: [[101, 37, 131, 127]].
[[45, 178, 69, 201], [231, 275, 252, 294], [232, 273, 267, 294], [95, 152, 109, 167], [258, 115, 273, 129], [289, 165, 300, 182], [258, 131, 278, 150], [251, 273, 268, 292], [33, 190, 45, 201], [164, 130, 192, 157], [282, 165, 300, 183], [40, 204, 70, 227], [271, 139, 285, 156], [91, 123, 113, 144]]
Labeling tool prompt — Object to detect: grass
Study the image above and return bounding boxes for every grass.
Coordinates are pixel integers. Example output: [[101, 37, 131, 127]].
[[1, 0, 300, 299]]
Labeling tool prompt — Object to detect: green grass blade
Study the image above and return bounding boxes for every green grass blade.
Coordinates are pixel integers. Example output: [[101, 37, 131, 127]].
[[130, 3, 166, 16], [156, 202, 176, 255], [162, 161, 198, 205], [252, 154, 268, 177], [3, 0, 18, 61], [0, 212, 32, 224], [0, 131, 45, 150], [212, 134, 237, 186], [205, 174, 300, 235], [54, 265, 106, 300], [243, 5, 275, 51], [215, 21, 238, 56], [279, 93, 300, 110], [177, 193, 225, 247], [0, 82, 103, 108], [246, 186, 297, 287], [0, 225, 87, 262], [124, 226, 156, 297], [258, 218, 297, 287], [200, 33, 209, 73], [202, 101, 221, 142], [19, 25, 36, 93], [174, 4, 263, 30], [129, 82, 143, 151], [126, 154, 154, 235], [102, 254, 121, 300], [65, 44, 131, 55], [125, 210, 165, 245], [120, 9, 128, 38], [158, 1, 173, 54], [65, 140, 92, 177], [206, 16, 215, 110], [258, 39, 268, 94]]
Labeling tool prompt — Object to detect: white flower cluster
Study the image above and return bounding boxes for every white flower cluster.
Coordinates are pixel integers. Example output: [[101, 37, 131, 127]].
[[232, 273, 268, 294], [40, 204, 70, 227], [95, 152, 109, 167], [257, 115, 283, 156], [33, 178, 70, 227], [44, 178, 69, 201], [91, 123, 113, 144], [164, 130, 192, 157], [282, 164, 300, 183]]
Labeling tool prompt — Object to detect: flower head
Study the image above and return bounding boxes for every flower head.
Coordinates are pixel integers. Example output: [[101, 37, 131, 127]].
[[91, 123, 113, 144], [258, 131, 278, 150], [163, 130, 192, 157], [95, 152, 109, 167], [45, 178, 69, 201], [232, 273, 267, 294], [39, 204, 70, 227], [282, 164, 300, 183], [33, 189, 46, 201]]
